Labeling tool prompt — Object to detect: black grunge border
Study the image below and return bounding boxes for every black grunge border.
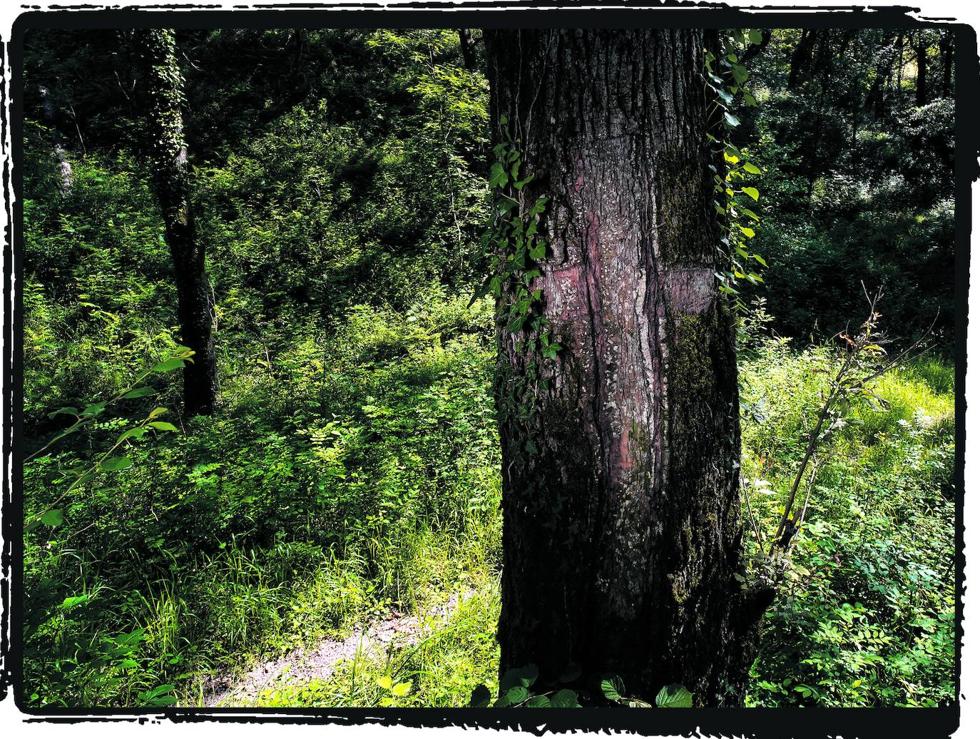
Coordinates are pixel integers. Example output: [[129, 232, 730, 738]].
[[1, 2, 973, 737]]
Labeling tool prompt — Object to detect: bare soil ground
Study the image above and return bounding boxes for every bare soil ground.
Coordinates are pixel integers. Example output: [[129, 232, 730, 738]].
[[201, 591, 472, 707]]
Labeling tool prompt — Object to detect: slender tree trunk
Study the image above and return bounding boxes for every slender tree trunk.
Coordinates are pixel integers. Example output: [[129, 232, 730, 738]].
[[37, 85, 73, 196], [940, 30, 953, 97], [895, 32, 905, 96], [485, 29, 768, 707], [136, 29, 217, 416], [915, 33, 929, 106], [457, 29, 478, 71], [788, 29, 817, 88]]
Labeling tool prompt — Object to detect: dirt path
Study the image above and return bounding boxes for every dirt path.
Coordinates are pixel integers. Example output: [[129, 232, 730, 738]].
[[201, 591, 473, 707]]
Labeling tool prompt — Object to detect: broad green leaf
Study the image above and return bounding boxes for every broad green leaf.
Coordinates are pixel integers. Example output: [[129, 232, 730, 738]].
[[123, 387, 156, 399], [501, 664, 539, 690], [152, 358, 185, 373], [525, 695, 551, 707], [377, 675, 393, 690], [117, 427, 149, 444], [48, 406, 79, 419], [550, 688, 580, 708], [742, 186, 760, 201], [742, 162, 762, 175], [723, 112, 741, 128], [600, 674, 625, 702], [655, 684, 693, 708], [149, 421, 179, 432], [495, 686, 528, 707], [749, 29, 764, 44], [40, 509, 64, 528], [100, 456, 133, 472], [60, 593, 90, 609], [81, 402, 107, 418], [391, 681, 412, 697]]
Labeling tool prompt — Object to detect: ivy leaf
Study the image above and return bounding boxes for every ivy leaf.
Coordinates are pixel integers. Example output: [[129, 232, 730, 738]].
[[655, 684, 693, 708], [742, 186, 760, 201], [489, 162, 509, 189], [525, 695, 551, 708], [742, 162, 762, 175], [749, 29, 764, 45], [740, 226, 757, 239], [732, 65, 749, 84], [723, 112, 741, 128]]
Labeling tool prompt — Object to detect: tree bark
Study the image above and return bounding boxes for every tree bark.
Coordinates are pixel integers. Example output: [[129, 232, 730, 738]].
[[940, 30, 953, 98], [37, 85, 73, 196], [458, 29, 478, 71], [788, 29, 817, 88], [136, 29, 217, 416], [485, 29, 765, 707], [914, 32, 929, 106]]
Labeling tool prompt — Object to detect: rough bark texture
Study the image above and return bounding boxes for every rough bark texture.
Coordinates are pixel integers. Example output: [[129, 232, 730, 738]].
[[458, 29, 478, 71], [941, 31, 953, 98], [485, 29, 766, 707], [915, 33, 929, 107], [38, 85, 73, 196], [137, 29, 217, 416], [788, 29, 817, 88]]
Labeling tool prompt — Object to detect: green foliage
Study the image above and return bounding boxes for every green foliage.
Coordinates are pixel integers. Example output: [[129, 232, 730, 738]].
[[705, 29, 769, 307], [739, 315, 954, 707], [21, 27, 954, 711], [739, 30, 955, 342], [477, 117, 560, 361]]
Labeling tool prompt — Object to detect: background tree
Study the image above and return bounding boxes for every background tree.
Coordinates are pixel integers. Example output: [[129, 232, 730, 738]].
[[134, 29, 217, 415], [484, 28, 768, 706]]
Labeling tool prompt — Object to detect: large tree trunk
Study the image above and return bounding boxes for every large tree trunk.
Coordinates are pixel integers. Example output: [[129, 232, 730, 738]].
[[136, 29, 217, 416], [485, 29, 767, 707]]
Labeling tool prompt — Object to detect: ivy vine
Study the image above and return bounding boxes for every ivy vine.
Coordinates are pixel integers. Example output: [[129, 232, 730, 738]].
[[705, 29, 768, 312], [476, 115, 562, 362]]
